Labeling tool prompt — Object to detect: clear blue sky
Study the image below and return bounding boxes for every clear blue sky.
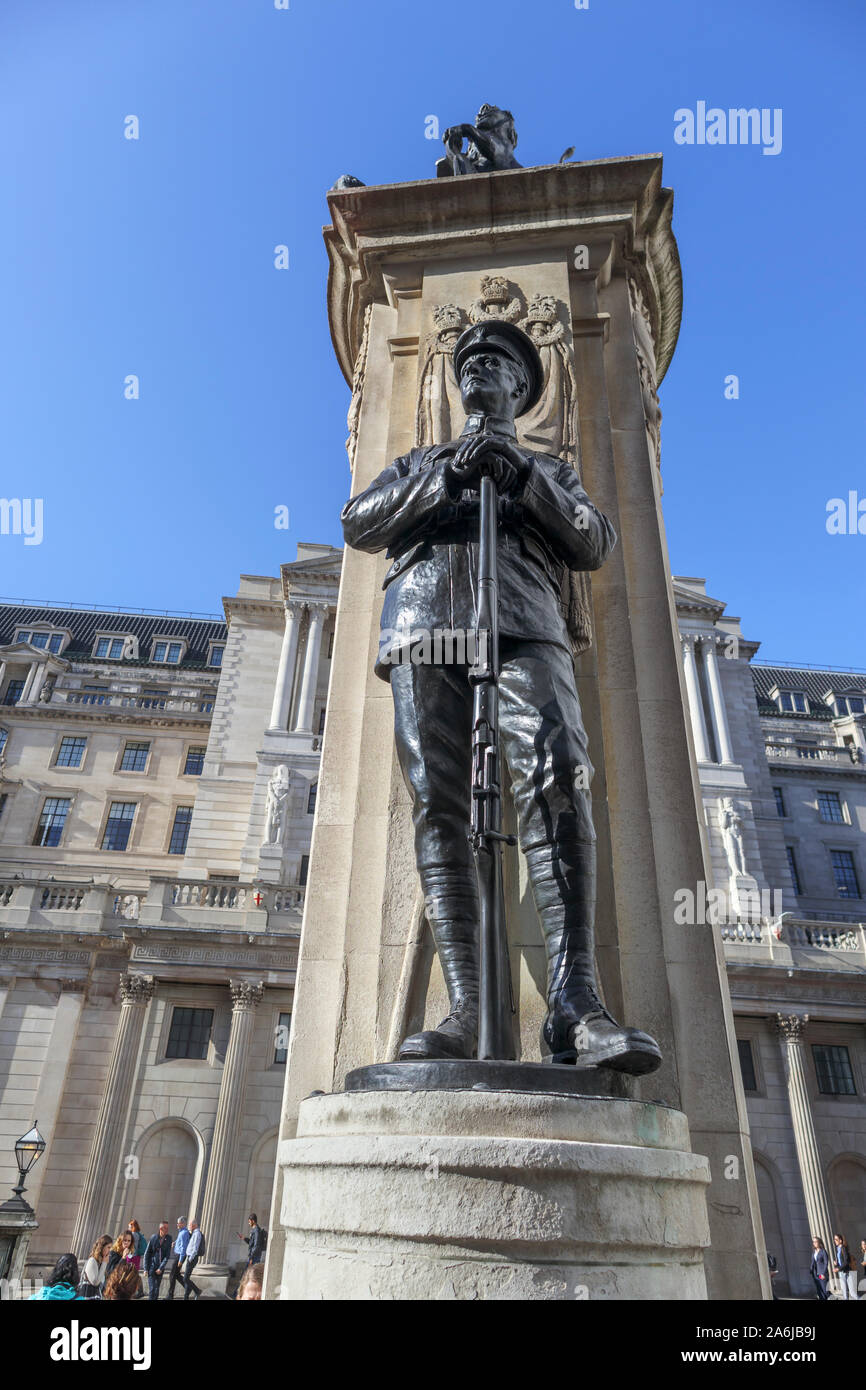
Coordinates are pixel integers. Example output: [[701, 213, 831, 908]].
[[1, 0, 863, 665]]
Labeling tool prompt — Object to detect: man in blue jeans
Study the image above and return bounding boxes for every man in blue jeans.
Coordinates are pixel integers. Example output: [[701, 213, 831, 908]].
[[144, 1223, 172, 1301], [164, 1217, 190, 1300]]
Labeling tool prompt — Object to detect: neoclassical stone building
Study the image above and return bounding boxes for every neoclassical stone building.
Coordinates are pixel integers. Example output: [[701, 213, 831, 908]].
[[675, 577, 866, 1298], [0, 553, 862, 1297], [0, 542, 340, 1289]]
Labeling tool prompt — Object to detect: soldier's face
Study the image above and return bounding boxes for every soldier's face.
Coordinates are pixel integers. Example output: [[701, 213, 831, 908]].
[[459, 351, 523, 417]]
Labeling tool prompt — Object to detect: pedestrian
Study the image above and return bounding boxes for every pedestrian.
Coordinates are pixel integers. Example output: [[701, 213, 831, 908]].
[[78, 1235, 112, 1299], [237, 1213, 267, 1267], [860, 1240, 866, 1295], [834, 1233, 858, 1300], [810, 1236, 830, 1299], [29, 1253, 80, 1300], [127, 1218, 147, 1298], [144, 1221, 172, 1301], [103, 1262, 142, 1301], [164, 1216, 190, 1300], [106, 1229, 140, 1282], [182, 1219, 205, 1300], [127, 1218, 147, 1260], [237, 1262, 264, 1300]]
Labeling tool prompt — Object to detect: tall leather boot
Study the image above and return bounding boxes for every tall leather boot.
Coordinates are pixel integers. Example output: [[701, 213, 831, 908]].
[[398, 869, 479, 1061], [526, 839, 662, 1075]]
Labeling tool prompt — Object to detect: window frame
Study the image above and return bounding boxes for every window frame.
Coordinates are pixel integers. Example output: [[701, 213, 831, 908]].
[[53, 733, 88, 770], [167, 804, 194, 856], [817, 789, 846, 825], [207, 642, 225, 668], [786, 845, 802, 896], [772, 786, 786, 817], [829, 848, 860, 899], [182, 744, 207, 777], [32, 795, 73, 848], [811, 1043, 857, 1097], [100, 800, 138, 852], [150, 636, 187, 665], [273, 1009, 292, 1065], [117, 740, 152, 775], [164, 1004, 215, 1062], [92, 632, 136, 661]]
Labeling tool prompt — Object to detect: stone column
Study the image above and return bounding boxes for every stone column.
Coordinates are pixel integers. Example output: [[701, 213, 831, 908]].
[[70, 974, 154, 1257], [703, 636, 735, 764], [292, 604, 327, 734], [268, 601, 303, 732], [196, 980, 264, 1276], [774, 1013, 836, 1284], [681, 637, 711, 763], [27, 663, 50, 705], [26, 978, 87, 1210], [19, 662, 40, 704], [0, 660, 7, 692]]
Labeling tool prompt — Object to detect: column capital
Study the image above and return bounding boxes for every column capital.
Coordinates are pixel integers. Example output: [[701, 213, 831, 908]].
[[774, 1011, 809, 1042], [229, 978, 264, 1011], [285, 597, 307, 617], [306, 600, 330, 617], [119, 973, 155, 1005]]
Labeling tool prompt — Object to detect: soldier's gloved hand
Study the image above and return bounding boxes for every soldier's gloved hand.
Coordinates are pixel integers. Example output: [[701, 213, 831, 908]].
[[445, 438, 482, 496]]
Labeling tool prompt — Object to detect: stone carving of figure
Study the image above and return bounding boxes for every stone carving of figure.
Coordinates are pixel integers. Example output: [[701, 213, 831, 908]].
[[39, 678, 54, 703], [265, 765, 290, 846], [518, 293, 578, 462], [719, 798, 748, 879], [415, 304, 467, 446], [436, 104, 521, 178]]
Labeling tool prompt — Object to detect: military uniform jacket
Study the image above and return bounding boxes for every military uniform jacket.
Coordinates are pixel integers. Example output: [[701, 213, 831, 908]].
[[341, 426, 617, 681]]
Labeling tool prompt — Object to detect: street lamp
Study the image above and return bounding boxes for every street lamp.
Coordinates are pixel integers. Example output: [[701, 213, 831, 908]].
[[9, 1123, 45, 1209]]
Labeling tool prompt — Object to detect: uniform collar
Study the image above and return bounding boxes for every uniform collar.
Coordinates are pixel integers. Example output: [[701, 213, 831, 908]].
[[460, 413, 517, 439]]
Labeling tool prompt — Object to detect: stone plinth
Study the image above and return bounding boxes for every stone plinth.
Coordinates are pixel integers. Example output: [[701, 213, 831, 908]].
[[277, 1089, 710, 1301]]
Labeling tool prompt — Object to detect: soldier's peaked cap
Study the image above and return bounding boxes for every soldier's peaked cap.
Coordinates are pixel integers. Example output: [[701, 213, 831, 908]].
[[453, 321, 543, 416]]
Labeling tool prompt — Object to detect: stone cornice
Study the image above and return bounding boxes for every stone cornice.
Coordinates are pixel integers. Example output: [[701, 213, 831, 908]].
[[325, 154, 681, 386]]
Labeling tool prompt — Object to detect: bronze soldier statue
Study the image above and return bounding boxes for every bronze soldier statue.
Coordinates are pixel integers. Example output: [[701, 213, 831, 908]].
[[341, 320, 661, 1076]]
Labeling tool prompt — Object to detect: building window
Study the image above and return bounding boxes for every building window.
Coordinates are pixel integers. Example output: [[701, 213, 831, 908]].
[[773, 786, 786, 817], [812, 1044, 856, 1096], [318, 708, 326, 735], [817, 790, 845, 824], [833, 695, 866, 716], [307, 783, 317, 815], [184, 745, 206, 776], [830, 850, 860, 898], [274, 1011, 292, 1064], [94, 637, 127, 660], [0, 793, 7, 822], [165, 1006, 213, 1061], [120, 740, 150, 773], [208, 645, 224, 668], [786, 847, 802, 896], [55, 735, 87, 768], [737, 1039, 757, 1093], [33, 796, 72, 847], [152, 641, 183, 664], [327, 630, 334, 659], [0, 728, 7, 759], [102, 801, 137, 851], [778, 690, 808, 713], [14, 630, 29, 643], [3, 680, 25, 706], [168, 806, 193, 855], [299, 854, 309, 887]]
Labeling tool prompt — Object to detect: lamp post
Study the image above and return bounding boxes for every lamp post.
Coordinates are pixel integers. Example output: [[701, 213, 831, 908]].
[[5, 1123, 46, 1212], [0, 1122, 45, 1287]]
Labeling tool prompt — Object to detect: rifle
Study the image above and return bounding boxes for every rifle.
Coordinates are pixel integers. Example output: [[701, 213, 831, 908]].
[[470, 466, 516, 1061]]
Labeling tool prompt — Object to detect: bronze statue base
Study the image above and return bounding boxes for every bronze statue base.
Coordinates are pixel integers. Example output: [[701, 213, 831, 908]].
[[345, 1059, 636, 1100]]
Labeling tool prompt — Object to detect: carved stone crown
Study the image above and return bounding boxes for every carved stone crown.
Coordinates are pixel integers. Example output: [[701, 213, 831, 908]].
[[432, 303, 463, 331], [479, 275, 510, 303], [230, 978, 265, 1010], [524, 293, 558, 324]]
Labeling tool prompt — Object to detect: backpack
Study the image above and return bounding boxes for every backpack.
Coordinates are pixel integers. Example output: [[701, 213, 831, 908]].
[[196, 1231, 206, 1261]]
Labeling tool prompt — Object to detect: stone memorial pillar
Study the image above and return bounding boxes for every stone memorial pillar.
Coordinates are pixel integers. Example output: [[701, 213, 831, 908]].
[[269, 151, 768, 1301]]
